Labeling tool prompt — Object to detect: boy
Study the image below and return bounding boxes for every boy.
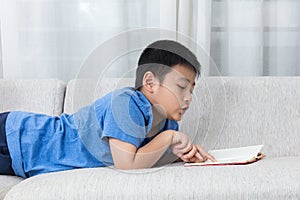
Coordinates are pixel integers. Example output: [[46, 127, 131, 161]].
[[0, 40, 215, 178]]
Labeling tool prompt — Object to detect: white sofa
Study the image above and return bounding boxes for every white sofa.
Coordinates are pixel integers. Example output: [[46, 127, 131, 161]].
[[1, 77, 300, 199], [0, 79, 66, 199]]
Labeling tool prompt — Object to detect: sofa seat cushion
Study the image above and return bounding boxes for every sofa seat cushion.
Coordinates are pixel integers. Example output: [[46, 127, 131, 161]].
[[0, 175, 23, 200], [4, 157, 300, 199]]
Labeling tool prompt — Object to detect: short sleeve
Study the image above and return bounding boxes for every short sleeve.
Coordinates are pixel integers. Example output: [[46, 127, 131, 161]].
[[101, 91, 150, 148]]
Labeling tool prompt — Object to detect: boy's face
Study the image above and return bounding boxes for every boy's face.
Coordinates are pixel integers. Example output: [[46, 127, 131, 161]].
[[152, 64, 196, 121]]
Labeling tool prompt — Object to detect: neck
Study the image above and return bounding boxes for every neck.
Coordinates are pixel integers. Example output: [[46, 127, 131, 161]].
[[140, 87, 167, 126], [151, 105, 166, 127]]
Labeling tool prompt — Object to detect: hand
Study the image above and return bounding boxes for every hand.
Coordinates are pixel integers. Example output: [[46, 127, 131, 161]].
[[171, 131, 193, 158], [180, 144, 217, 163]]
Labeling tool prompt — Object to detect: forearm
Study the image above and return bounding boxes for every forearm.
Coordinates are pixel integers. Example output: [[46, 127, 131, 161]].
[[111, 130, 175, 170], [131, 130, 175, 168]]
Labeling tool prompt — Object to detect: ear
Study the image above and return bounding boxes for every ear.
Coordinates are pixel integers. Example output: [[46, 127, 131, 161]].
[[142, 71, 157, 93]]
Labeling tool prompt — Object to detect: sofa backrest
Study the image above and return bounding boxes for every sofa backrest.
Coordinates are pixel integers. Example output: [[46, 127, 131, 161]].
[[63, 78, 135, 114], [64, 77, 300, 157], [193, 77, 300, 157], [0, 79, 66, 116]]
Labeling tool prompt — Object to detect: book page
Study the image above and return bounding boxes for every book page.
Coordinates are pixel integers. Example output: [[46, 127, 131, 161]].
[[185, 145, 264, 166]]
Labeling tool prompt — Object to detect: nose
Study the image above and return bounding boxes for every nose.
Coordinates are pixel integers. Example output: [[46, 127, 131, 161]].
[[183, 92, 192, 104]]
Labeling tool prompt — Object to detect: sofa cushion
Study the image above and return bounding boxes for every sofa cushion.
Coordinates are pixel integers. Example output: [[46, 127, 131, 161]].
[[4, 157, 300, 199], [188, 77, 300, 157], [0, 79, 66, 199], [0, 176, 23, 200], [63, 78, 134, 114], [0, 79, 66, 116]]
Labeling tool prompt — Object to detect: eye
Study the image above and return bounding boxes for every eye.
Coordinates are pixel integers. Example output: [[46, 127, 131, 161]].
[[177, 84, 186, 90]]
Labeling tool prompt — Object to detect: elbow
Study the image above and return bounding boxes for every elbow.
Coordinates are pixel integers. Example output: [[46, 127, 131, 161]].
[[113, 163, 151, 170], [113, 164, 136, 170]]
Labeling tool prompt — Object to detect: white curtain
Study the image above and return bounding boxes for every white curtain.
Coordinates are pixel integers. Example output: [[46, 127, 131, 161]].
[[177, 0, 300, 76], [0, 0, 173, 81], [176, 0, 213, 76], [0, 0, 299, 81], [215, 0, 300, 76]]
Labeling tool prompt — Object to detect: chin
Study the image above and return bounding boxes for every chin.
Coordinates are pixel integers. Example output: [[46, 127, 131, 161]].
[[169, 114, 182, 121]]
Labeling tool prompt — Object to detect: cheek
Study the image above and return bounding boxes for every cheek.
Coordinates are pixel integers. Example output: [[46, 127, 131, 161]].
[[156, 85, 181, 109], [164, 88, 181, 107]]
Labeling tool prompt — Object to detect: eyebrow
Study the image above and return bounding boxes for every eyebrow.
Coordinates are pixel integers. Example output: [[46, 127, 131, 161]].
[[178, 77, 195, 86]]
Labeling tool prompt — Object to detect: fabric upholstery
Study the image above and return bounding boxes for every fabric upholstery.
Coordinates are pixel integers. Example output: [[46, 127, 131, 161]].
[[0, 176, 23, 200], [0, 79, 66, 199], [63, 78, 134, 114], [1, 77, 300, 199], [0, 79, 66, 116], [4, 157, 300, 200], [190, 77, 300, 157]]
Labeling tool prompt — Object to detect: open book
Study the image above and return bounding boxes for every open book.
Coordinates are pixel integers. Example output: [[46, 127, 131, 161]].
[[184, 145, 265, 167]]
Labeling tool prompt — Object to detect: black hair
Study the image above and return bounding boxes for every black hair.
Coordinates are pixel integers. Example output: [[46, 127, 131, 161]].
[[135, 40, 201, 89]]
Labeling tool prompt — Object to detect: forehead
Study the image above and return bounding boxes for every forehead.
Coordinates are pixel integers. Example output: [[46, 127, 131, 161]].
[[165, 64, 196, 85]]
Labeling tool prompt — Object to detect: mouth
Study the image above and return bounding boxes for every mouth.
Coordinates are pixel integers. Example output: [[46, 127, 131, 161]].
[[180, 106, 189, 115]]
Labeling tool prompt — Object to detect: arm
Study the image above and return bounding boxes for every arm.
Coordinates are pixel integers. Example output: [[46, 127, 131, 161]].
[[110, 130, 215, 169], [109, 130, 175, 170]]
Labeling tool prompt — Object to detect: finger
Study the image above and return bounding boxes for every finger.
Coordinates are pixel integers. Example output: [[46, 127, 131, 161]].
[[182, 145, 197, 160], [196, 144, 217, 162], [180, 155, 190, 163], [206, 153, 217, 162], [181, 144, 206, 163], [195, 144, 207, 155], [189, 157, 197, 163], [181, 141, 193, 154], [188, 152, 205, 163], [194, 152, 205, 162]]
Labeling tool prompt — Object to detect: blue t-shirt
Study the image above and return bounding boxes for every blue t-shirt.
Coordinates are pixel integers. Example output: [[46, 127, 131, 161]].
[[5, 87, 178, 178]]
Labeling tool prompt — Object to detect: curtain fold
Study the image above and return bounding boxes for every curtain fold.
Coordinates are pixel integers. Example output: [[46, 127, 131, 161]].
[[210, 0, 300, 76], [226, 0, 264, 75], [0, 0, 299, 80], [177, 0, 212, 76]]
